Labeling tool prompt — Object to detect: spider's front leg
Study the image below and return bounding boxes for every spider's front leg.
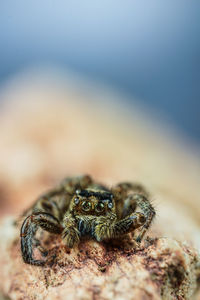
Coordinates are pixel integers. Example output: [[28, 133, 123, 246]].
[[112, 182, 156, 243], [94, 212, 146, 242], [129, 194, 155, 243], [20, 212, 63, 266], [61, 214, 80, 248]]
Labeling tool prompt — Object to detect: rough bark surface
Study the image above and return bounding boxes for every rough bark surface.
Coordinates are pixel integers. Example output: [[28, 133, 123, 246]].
[[0, 71, 200, 300]]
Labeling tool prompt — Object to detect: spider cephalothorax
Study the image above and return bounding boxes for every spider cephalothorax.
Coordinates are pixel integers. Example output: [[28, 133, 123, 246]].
[[20, 175, 155, 266]]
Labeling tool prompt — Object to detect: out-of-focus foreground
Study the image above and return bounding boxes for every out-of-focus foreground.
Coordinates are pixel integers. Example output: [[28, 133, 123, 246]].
[[0, 71, 200, 299]]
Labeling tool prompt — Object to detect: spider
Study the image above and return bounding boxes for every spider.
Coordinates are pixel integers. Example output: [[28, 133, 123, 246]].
[[20, 175, 156, 266]]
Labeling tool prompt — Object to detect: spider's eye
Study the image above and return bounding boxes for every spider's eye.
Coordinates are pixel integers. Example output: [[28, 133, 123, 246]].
[[108, 201, 113, 209], [95, 202, 105, 213], [74, 197, 79, 205], [81, 201, 91, 212], [76, 189, 81, 195]]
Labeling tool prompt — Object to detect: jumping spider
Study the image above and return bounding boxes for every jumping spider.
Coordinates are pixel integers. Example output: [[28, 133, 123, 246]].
[[20, 175, 155, 266]]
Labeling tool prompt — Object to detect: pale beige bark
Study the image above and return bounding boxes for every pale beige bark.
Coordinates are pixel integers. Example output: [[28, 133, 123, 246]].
[[0, 70, 200, 299]]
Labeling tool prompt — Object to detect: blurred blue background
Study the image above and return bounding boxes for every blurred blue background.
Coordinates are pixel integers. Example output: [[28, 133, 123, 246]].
[[0, 0, 199, 142]]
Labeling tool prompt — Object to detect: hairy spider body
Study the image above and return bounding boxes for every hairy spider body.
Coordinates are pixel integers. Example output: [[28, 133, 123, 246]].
[[20, 175, 155, 266]]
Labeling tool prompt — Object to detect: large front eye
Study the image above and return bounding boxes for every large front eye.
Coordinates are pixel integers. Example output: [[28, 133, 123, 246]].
[[95, 202, 104, 213], [108, 201, 113, 209], [81, 201, 91, 212]]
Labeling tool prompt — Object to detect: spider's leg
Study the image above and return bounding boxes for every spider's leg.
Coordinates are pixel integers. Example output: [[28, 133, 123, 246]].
[[94, 212, 146, 242], [112, 182, 149, 218], [112, 181, 149, 207], [59, 174, 93, 194], [131, 194, 155, 242], [20, 175, 93, 265], [23, 175, 93, 218], [61, 214, 80, 248], [20, 212, 63, 266], [112, 182, 149, 198], [121, 193, 156, 242], [112, 182, 155, 242]]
